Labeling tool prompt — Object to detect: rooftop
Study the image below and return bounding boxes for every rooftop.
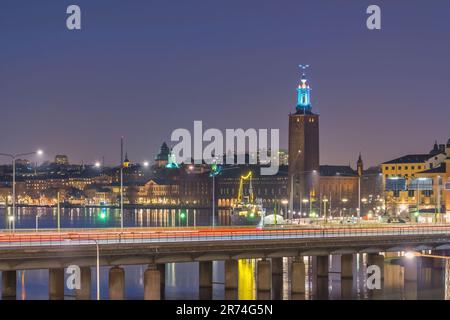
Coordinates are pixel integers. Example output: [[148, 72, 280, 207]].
[[319, 165, 357, 177], [382, 154, 433, 165], [418, 163, 447, 174]]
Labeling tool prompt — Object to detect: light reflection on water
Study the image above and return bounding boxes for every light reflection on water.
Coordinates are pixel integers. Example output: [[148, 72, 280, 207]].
[[0, 208, 450, 300], [4, 253, 450, 300], [0, 207, 229, 230]]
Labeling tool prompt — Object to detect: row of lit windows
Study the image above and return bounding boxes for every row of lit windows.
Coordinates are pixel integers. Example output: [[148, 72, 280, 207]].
[[389, 190, 434, 197], [384, 165, 423, 171]]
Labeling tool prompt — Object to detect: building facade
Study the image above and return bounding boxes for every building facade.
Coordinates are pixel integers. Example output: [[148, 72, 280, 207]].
[[382, 139, 450, 221]]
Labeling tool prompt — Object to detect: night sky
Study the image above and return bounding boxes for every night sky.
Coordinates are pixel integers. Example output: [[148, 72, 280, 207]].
[[1, 0, 449, 168]]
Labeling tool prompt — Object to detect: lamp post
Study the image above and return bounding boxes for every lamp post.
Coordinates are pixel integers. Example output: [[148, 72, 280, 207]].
[[345, 171, 383, 220], [35, 211, 44, 231], [302, 198, 309, 217], [322, 197, 329, 223], [209, 159, 224, 228], [0, 150, 43, 232], [341, 198, 348, 219], [416, 178, 427, 221], [281, 199, 288, 219], [436, 175, 442, 223], [358, 175, 361, 221], [93, 239, 101, 300], [120, 137, 124, 229], [289, 169, 317, 219], [57, 191, 61, 231]]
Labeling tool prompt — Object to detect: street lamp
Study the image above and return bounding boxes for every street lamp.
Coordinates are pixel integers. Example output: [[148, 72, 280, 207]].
[[92, 239, 101, 300], [8, 215, 14, 230], [289, 169, 317, 219], [322, 197, 329, 222], [35, 211, 44, 231], [281, 199, 288, 219], [416, 177, 428, 221], [0, 150, 43, 232], [209, 159, 222, 228], [120, 137, 124, 229], [341, 198, 348, 218]]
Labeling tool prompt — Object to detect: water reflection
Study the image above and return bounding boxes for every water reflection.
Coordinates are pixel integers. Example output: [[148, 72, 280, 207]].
[[2, 254, 450, 300], [0, 207, 229, 230], [238, 260, 256, 300]]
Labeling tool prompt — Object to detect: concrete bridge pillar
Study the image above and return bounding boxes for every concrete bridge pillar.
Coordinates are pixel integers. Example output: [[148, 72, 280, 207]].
[[1, 270, 17, 299], [157, 264, 166, 298], [75, 267, 91, 300], [224, 260, 238, 290], [367, 254, 384, 280], [291, 257, 305, 294], [315, 256, 329, 278], [144, 264, 161, 300], [109, 267, 125, 300], [271, 258, 283, 275], [199, 261, 213, 288], [49, 268, 65, 300], [257, 259, 271, 292], [341, 254, 353, 279]]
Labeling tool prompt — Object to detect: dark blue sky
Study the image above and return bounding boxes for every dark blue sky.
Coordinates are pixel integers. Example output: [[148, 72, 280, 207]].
[[1, 0, 449, 167]]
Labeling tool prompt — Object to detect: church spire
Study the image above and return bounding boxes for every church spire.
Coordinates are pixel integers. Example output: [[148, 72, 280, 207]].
[[296, 64, 312, 113], [123, 152, 130, 168], [357, 153, 363, 177]]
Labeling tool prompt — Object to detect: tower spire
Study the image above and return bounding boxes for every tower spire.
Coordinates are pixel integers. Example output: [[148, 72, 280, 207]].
[[296, 64, 312, 113], [357, 153, 363, 177]]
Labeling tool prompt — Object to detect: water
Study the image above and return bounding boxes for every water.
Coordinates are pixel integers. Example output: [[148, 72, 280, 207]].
[[0, 207, 449, 300], [0, 207, 231, 230]]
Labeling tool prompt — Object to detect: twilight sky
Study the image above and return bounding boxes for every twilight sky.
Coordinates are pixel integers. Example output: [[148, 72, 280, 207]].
[[1, 0, 449, 168]]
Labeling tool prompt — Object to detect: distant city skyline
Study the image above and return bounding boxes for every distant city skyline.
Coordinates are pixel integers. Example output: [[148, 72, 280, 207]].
[[1, 1, 450, 168]]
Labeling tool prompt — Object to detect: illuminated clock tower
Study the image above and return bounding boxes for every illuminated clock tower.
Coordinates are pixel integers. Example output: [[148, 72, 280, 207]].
[[288, 65, 320, 217]]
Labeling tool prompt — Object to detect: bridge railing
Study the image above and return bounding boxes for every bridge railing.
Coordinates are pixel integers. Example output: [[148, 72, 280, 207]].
[[0, 224, 450, 248]]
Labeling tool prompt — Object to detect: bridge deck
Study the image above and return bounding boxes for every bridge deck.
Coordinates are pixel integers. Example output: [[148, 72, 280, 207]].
[[0, 225, 449, 270]]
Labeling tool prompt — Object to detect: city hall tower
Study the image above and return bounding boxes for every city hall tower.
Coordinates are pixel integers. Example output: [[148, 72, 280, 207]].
[[288, 65, 320, 216]]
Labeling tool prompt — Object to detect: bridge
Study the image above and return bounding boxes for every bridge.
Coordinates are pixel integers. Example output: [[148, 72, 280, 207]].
[[1, 224, 450, 299]]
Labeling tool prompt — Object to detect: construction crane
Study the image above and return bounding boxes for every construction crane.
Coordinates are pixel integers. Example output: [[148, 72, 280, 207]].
[[237, 171, 254, 204]]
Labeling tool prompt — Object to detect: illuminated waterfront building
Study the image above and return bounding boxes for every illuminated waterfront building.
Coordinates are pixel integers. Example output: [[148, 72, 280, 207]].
[[382, 139, 450, 220]]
